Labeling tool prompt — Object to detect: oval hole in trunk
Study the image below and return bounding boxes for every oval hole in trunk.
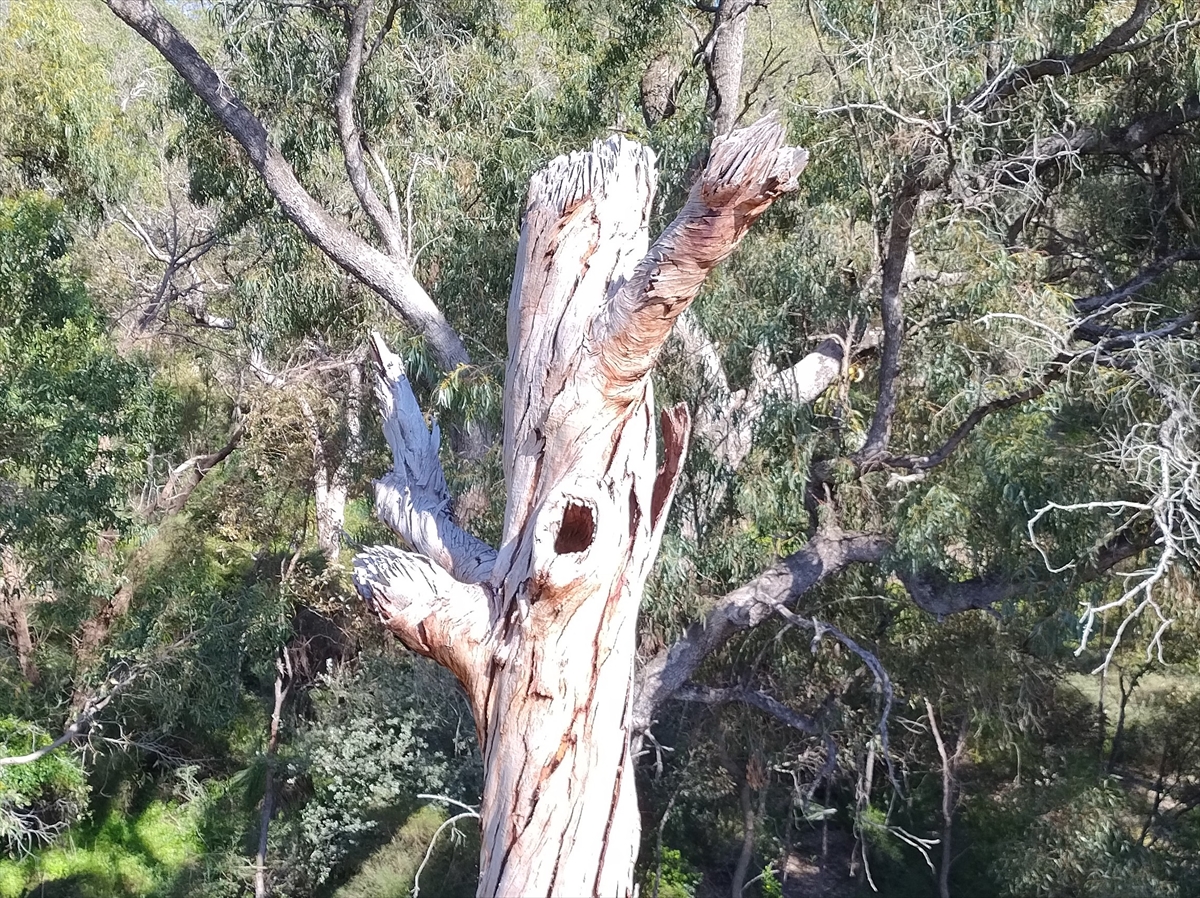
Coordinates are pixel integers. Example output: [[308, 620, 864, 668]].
[[554, 502, 595, 554]]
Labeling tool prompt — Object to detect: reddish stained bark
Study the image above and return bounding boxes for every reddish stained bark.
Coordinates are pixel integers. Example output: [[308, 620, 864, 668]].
[[600, 117, 807, 389], [354, 116, 806, 897]]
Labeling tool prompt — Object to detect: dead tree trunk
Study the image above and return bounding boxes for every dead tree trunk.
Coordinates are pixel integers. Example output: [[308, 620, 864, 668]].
[[255, 649, 292, 898], [353, 116, 807, 897]]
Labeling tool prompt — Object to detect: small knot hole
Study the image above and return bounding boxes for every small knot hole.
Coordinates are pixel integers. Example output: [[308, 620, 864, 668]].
[[554, 502, 595, 554]]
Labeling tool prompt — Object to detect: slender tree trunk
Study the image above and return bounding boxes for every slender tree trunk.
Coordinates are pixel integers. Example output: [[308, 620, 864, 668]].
[[706, 0, 753, 136], [302, 363, 365, 566], [353, 118, 807, 896], [298, 386, 355, 566], [1107, 665, 1147, 773], [926, 700, 968, 898], [1138, 745, 1169, 845], [821, 778, 831, 860], [850, 737, 876, 884], [255, 649, 292, 898], [0, 549, 39, 685], [731, 761, 768, 898], [652, 785, 681, 898]]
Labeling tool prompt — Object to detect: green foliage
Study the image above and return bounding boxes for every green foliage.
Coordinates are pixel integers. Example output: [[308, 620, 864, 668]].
[[759, 862, 784, 898], [277, 653, 478, 889], [0, 192, 174, 571], [0, 800, 203, 898], [0, 0, 146, 212], [639, 846, 702, 898], [992, 783, 1187, 898]]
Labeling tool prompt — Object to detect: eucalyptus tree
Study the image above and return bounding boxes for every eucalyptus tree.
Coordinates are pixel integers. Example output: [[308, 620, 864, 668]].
[[101, 0, 1200, 894]]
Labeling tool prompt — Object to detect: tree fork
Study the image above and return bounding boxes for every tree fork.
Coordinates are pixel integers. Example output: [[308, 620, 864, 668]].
[[354, 116, 807, 897]]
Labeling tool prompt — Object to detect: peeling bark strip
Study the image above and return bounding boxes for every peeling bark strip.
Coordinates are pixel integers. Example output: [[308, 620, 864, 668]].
[[353, 117, 805, 897]]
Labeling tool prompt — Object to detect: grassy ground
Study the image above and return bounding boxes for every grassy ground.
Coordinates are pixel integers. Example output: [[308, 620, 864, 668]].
[[0, 800, 203, 898]]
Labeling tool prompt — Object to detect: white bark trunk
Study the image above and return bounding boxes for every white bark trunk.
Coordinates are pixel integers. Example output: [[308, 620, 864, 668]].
[[300, 366, 364, 567], [354, 116, 807, 897], [299, 397, 347, 566]]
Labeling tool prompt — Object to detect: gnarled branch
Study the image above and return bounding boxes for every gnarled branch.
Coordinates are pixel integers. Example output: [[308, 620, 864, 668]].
[[600, 115, 808, 387], [633, 527, 890, 731], [956, 0, 1156, 117], [675, 683, 821, 735], [368, 334, 497, 583], [352, 546, 491, 714], [985, 95, 1200, 192]]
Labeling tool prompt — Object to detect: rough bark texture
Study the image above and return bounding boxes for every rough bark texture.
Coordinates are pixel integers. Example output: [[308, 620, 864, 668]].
[[353, 117, 806, 896]]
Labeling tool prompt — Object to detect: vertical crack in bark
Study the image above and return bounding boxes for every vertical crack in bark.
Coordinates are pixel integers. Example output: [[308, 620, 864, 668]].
[[593, 706, 632, 895], [628, 487, 643, 540], [651, 403, 692, 529]]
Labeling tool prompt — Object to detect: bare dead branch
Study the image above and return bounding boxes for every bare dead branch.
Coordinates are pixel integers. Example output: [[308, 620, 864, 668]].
[[1075, 245, 1200, 314], [352, 545, 491, 717], [674, 683, 821, 734], [986, 95, 1200, 192], [0, 638, 190, 767], [883, 242, 1200, 474], [772, 603, 898, 790], [367, 333, 497, 583], [157, 423, 245, 515], [956, 0, 1156, 118], [254, 648, 292, 898], [600, 115, 808, 387]]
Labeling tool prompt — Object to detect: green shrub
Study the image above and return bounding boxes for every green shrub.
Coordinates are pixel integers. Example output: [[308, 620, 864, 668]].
[[640, 847, 702, 898], [0, 799, 203, 898]]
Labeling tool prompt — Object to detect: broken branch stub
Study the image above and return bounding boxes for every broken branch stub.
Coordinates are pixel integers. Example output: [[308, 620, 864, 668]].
[[353, 115, 806, 897], [601, 114, 809, 387]]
